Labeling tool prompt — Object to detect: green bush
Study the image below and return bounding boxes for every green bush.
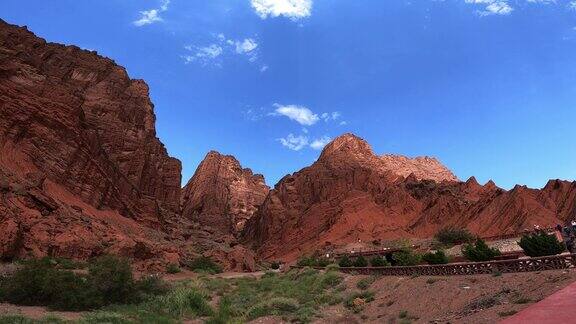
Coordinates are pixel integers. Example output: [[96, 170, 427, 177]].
[[392, 250, 422, 266], [356, 276, 376, 290], [344, 291, 375, 313], [519, 232, 565, 257], [462, 238, 501, 262], [270, 261, 281, 270], [88, 256, 136, 305], [338, 255, 353, 268], [422, 250, 450, 265], [166, 263, 181, 274], [352, 256, 368, 267], [296, 256, 316, 267], [370, 256, 390, 267], [435, 227, 475, 245], [0, 256, 168, 312], [316, 258, 331, 268], [186, 256, 222, 274], [246, 297, 299, 320]]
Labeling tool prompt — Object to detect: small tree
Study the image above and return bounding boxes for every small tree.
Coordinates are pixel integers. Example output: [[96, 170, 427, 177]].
[[519, 232, 565, 257], [338, 255, 353, 268], [462, 238, 501, 262], [392, 249, 422, 266], [435, 227, 475, 245], [422, 250, 450, 265], [370, 256, 390, 267], [352, 256, 368, 267]]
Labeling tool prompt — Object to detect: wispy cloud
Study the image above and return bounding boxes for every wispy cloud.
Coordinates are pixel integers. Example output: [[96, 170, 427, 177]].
[[134, 0, 170, 26], [183, 34, 263, 68], [251, 0, 312, 19], [310, 136, 332, 150], [272, 104, 320, 126], [465, 0, 513, 16], [279, 133, 309, 151]]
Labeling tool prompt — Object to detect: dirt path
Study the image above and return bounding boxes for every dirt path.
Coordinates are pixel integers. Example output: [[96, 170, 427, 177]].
[[0, 303, 83, 320]]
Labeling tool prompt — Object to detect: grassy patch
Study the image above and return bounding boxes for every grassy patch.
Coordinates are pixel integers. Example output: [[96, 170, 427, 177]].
[[185, 257, 222, 274], [207, 269, 346, 322], [344, 291, 375, 313], [356, 276, 377, 290]]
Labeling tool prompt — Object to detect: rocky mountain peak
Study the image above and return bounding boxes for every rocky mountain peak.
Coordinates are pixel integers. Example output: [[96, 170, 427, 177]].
[[181, 151, 269, 236]]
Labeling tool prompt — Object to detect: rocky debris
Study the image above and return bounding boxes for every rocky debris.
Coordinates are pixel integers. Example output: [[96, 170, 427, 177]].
[[181, 151, 269, 236], [243, 134, 576, 262]]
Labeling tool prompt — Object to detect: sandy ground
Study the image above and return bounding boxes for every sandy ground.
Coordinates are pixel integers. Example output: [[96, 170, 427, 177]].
[[2, 269, 575, 323], [324, 269, 576, 324]]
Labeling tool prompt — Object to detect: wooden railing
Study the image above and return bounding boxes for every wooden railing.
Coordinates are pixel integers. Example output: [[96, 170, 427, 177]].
[[294, 254, 576, 277]]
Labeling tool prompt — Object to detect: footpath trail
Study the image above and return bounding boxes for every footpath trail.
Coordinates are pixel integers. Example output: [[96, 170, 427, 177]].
[[501, 281, 576, 324]]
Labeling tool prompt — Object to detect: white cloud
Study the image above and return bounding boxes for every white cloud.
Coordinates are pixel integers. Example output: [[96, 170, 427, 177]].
[[279, 134, 309, 151], [184, 35, 263, 67], [235, 39, 259, 54], [251, 0, 312, 19], [134, 0, 170, 26], [465, 0, 513, 16], [310, 136, 331, 150], [182, 44, 223, 65], [273, 104, 319, 126], [569, 1, 576, 10]]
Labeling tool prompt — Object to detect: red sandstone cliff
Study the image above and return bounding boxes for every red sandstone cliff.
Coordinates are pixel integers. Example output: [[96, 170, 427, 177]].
[[0, 20, 255, 271], [243, 134, 576, 261], [181, 151, 269, 236]]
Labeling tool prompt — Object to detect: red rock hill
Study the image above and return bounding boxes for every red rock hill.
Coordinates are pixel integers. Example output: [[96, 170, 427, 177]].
[[181, 151, 269, 236], [0, 20, 255, 271], [243, 134, 576, 261]]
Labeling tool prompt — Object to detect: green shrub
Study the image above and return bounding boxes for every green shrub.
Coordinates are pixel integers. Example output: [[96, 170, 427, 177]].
[[338, 255, 353, 268], [422, 250, 450, 265], [316, 258, 331, 268], [320, 271, 343, 288], [166, 263, 181, 274], [435, 227, 475, 245], [325, 263, 340, 272], [462, 238, 501, 262], [0, 258, 101, 311], [519, 232, 565, 257], [296, 256, 316, 267], [88, 256, 136, 305], [370, 256, 390, 267], [356, 276, 376, 290], [150, 287, 213, 318], [0, 256, 167, 312], [352, 256, 368, 267], [270, 261, 281, 270], [392, 250, 422, 266], [344, 291, 375, 313], [186, 256, 222, 274], [246, 297, 299, 320]]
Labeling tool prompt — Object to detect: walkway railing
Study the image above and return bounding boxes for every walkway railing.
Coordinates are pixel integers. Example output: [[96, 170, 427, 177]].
[[294, 254, 576, 277]]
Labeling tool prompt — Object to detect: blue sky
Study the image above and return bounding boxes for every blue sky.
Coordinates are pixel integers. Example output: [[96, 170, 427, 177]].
[[2, 0, 576, 189]]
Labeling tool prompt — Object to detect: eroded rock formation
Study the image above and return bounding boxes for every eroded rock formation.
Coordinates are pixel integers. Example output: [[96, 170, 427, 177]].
[[181, 151, 269, 236], [0, 20, 255, 271], [244, 134, 576, 261]]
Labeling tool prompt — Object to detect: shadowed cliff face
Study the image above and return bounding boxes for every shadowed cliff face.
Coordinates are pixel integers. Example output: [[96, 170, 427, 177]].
[[0, 20, 257, 272], [181, 151, 270, 236], [0, 20, 181, 225], [243, 134, 576, 262]]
